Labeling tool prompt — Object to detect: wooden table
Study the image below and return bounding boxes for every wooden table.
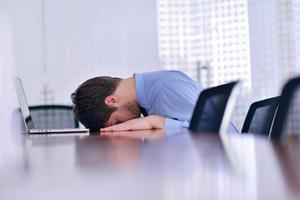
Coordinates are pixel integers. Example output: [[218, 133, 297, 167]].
[[1, 129, 300, 200]]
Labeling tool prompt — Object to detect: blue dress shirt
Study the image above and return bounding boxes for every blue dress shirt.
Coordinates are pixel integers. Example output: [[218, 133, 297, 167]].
[[134, 70, 204, 130]]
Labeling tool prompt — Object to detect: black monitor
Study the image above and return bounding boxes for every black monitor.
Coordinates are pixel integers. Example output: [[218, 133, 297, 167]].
[[189, 81, 240, 134], [241, 97, 279, 136]]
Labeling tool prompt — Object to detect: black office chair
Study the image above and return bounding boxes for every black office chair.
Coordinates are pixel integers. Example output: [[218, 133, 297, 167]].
[[241, 96, 280, 136], [269, 76, 300, 142], [189, 81, 240, 134], [29, 105, 79, 129]]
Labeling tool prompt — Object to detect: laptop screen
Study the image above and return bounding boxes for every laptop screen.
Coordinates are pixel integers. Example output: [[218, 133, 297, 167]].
[[12, 76, 34, 131]]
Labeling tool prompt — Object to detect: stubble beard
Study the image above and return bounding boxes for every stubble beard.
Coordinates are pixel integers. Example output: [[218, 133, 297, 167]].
[[122, 102, 141, 119]]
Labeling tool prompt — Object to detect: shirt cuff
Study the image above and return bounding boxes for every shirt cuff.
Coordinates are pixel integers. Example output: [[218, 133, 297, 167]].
[[164, 118, 189, 136]]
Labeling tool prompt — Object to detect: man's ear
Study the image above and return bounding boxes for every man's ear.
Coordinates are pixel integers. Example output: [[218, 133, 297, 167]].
[[104, 95, 118, 106]]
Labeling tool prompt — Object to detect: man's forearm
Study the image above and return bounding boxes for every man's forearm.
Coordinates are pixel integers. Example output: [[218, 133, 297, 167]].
[[100, 115, 166, 132]]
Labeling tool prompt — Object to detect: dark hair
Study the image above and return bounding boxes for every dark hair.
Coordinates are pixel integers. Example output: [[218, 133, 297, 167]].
[[71, 76, 121, 131]]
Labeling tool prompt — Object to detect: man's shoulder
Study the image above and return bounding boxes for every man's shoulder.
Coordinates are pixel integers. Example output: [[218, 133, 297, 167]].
[[143, 70, 202, 91], [144, 69, 186, 75], [135, 69, 201, 92], [141, 70, 190, 81]]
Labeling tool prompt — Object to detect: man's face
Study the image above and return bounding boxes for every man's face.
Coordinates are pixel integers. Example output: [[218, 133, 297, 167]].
[[105, 101, 141, 127]]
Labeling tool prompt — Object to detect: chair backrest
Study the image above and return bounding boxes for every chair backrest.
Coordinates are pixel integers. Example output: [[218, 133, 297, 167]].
[[189, 81, 240, 134], [29, 105, 79, 129], [241, 96, 280, 136], [269, 76, 300, 142]]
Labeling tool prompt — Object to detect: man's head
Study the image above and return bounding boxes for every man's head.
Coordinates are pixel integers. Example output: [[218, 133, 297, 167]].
[[71, 76, 141, 131]]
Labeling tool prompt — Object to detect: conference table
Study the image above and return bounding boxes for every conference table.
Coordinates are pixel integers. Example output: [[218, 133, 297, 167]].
[[1, 129, 300, 200]]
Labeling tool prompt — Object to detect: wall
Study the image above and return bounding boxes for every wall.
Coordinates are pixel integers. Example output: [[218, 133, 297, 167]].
[[248, 0, 300, 99], [0, 0, 24, 174], [10, 0, 160, 105]]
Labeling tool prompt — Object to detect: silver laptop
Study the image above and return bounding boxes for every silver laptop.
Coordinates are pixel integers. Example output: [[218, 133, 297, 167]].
[[12, 76, 89, 134]]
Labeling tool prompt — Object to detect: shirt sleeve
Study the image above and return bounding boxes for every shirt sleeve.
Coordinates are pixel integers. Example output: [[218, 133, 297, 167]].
[[164, 118, 190, 136]]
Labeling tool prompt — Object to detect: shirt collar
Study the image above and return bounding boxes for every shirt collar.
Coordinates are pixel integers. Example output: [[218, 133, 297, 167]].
[[134, 73, 149, 109]]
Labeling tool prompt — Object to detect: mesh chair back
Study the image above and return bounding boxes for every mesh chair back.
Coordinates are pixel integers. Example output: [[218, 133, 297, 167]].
[[29, 105, 79, 129], [270, 77, 300, 142], [189, 81, 240, 133], [242, 97, 279, 136]]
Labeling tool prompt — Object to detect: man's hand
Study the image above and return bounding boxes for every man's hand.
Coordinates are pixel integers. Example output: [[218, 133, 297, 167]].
[[100, 115, 166, 132]]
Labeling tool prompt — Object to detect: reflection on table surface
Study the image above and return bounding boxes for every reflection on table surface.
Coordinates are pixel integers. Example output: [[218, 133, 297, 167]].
[[1, 129, 300, 200]]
